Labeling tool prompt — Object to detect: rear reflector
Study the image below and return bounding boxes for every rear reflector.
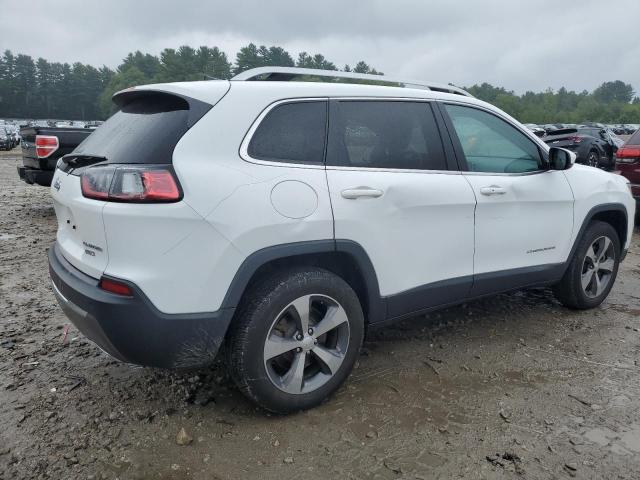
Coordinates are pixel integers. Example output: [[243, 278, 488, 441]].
[[99, 277, 133, 296], [81, 165, 182, 202], [616, 146, 640, 163], [35, 135, 59, 158]]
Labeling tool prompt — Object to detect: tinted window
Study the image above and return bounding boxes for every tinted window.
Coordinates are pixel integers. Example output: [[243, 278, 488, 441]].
[[327, 101, 447, 170], [445, 104, 541, 173], [248, 101, 327, 164], [74, 92, 200, 164]]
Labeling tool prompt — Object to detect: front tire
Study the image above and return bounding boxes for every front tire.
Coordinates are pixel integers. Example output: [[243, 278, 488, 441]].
[[553, 221, 620, 309], [226, 267, 365, 414]]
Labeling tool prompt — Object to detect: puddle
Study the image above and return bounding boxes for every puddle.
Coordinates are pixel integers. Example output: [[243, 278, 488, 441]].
[[583, 424, 640, 455], [584, 427, 616, 446], [620, 426, 640, 453]]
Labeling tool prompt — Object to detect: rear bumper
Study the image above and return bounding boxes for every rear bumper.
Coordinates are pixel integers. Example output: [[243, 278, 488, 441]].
[[17, 166, 54, 186], [48, 242, 235, 369]]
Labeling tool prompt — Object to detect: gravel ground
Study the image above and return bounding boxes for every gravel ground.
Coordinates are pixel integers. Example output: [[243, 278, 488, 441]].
[[1, 148, 640, 479]]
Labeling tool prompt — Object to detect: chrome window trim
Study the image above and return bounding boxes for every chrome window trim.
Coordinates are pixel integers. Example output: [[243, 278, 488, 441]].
[[239, 95, 547, 175], [240, 96, 458, 173], [462, 170, 551, 177]]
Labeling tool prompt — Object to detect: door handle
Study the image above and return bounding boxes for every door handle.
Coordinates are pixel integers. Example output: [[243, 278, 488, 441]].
[[479, 185, 507, 196], [341, 187, 384, 199]]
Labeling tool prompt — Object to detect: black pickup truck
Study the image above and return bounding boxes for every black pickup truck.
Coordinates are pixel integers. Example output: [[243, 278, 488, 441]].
[[18, 126, 94, 186]]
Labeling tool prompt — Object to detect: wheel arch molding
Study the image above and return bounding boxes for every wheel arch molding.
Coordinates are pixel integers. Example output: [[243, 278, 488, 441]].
[[220, 239, 386, 324], [567, 203, 629, 266]]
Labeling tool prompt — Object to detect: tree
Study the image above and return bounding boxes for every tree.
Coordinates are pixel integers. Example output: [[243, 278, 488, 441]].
[[234, 43, 294, 74], [15, 45, 640, 125], [351, 61, 382, 75], [99, 66, 147, 117], [195, 46, 231, 80], [296, 52, 336, 70], [593, 81, 635, 104]]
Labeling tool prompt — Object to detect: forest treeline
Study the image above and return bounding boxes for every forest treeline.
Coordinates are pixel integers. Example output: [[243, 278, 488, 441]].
[[0, 45, 638, 123]]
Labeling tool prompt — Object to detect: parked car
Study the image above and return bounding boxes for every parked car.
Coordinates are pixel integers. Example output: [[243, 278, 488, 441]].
[[48, 67, 635, 413], [615, 128, 640, 219], [5, 125, 21, 147], [0, 130, 12, 150], [607, 129, 625, 149], [625, 124, 639, 135], [542, 124, 560, 134], [523, 123, 546, 137], [542, 126, 617, 169], [18, 125, 94, 186]]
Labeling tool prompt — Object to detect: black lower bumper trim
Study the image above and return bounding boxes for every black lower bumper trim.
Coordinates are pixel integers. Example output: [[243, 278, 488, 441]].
[[48, 243, 235, 368], [17, 166, 54, 186]]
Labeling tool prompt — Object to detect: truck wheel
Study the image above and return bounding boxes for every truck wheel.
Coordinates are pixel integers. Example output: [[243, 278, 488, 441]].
[[226, 267, 365, 413], [553, 221, 620, 309]]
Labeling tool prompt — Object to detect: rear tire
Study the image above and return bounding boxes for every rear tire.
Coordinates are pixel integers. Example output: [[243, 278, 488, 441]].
[[226, 267, 365, 414], [586, 149, 600, 167], [553, 221, 620, 309]]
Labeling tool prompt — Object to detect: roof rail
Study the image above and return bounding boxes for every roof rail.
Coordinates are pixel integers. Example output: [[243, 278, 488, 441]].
[[231, 67, 473, 97]]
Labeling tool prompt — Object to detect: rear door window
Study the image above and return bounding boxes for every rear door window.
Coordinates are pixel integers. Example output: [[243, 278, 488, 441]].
[[326, 101, 447, 170], [248, 101, 327, 164]]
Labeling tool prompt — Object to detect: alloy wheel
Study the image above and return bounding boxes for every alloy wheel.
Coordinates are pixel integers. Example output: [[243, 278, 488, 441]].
[[263, 294, 350, 394], [581, 235, 615, 298]]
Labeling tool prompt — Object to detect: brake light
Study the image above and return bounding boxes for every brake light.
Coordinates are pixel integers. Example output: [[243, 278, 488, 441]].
[[35, 135, 59, 158], [616, 146, 640, 163], [567, 135, 583, 144], [99, 277, 133, 296], [80, 165, 182, 202]]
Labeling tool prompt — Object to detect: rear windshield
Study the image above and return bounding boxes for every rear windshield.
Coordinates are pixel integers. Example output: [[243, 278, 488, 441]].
[[73, 92, 200, 164], [577, 128, 600, 138]]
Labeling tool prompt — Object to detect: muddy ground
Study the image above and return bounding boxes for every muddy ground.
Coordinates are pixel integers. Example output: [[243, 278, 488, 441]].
[[1, 148, 639, 480]]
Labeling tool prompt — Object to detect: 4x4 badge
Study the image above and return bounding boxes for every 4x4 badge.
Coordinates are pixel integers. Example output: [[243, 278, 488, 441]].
[[53, 177, 61, 191]]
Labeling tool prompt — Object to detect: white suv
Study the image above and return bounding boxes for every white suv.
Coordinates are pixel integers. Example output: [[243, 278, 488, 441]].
[[49, 67, 636, 413]]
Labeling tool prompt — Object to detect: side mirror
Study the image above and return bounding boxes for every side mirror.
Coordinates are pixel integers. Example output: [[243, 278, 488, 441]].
[[548, 147, 575, 170]]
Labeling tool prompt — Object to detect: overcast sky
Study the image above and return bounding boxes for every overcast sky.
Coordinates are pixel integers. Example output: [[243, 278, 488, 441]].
[[2, 0, 639, 95]]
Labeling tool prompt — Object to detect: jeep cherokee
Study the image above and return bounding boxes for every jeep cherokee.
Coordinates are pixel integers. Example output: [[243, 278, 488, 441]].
[[49, 67, 636, 413]]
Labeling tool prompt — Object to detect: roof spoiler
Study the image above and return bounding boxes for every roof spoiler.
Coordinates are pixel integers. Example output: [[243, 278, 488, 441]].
[[111, 88, 212, 128], [231, 67, 473, 97]]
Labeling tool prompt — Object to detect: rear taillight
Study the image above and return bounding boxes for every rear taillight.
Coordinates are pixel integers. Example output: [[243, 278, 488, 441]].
[[35, 135, 59, 158], [616, 146, 640, 163], [567, 135, 583, 144], [99, 277, 133, 296], [80, 165, 182, 202]]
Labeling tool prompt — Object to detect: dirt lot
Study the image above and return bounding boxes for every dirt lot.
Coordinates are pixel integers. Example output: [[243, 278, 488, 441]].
[[1, 148, 639, 480]]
